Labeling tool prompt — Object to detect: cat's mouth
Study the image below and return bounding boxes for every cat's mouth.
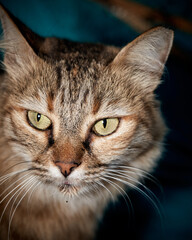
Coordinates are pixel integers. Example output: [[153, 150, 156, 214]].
[[59, 181, 72, 190], [58, 180, 80, 195]]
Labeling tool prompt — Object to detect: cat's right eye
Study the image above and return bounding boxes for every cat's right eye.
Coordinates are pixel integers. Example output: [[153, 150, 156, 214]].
[[27, 111, 51, 130]]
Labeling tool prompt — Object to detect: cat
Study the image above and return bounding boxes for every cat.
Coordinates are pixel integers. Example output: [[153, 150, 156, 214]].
[[0, 5, 173, 240]]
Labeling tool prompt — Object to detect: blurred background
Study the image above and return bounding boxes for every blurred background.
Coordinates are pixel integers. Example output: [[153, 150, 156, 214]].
[[0, 0, 192, 239]]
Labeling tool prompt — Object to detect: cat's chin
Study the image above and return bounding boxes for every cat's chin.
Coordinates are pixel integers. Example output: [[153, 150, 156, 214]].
[[57, 181, 96, 200], [58, 183, 79, 195], [53, 179, 86, 199]]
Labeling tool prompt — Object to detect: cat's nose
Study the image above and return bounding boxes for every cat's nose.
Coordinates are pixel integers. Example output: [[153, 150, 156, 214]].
[[55, 161, 80, 178]]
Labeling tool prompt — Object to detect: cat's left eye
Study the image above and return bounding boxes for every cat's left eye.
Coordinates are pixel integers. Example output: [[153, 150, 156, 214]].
[[93, 118, 119, 136], [27, 111, 51, 130]]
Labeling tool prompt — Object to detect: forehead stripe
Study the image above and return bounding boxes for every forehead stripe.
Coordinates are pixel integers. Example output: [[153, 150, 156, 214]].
[[92, 97, 101, 115], [56, 65, 62, 90]]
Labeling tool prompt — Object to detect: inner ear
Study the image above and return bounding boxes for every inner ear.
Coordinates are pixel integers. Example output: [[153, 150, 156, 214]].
[[2, 6, 45, 56], [0, 4, 46, 78], [0, 5, 45, 63], [108, 27, 173, 93], [0, 5, 64, 63], [112, 27, 173, 74]]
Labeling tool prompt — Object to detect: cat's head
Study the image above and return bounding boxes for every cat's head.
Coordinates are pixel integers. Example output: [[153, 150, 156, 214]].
[[0, 6, 173, 202]]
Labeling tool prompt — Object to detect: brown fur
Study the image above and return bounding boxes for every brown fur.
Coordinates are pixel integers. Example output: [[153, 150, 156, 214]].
[[0, 5, 173, 240]]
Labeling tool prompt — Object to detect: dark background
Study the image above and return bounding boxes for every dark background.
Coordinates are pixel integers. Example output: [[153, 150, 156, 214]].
[[0, 0, 192, 239]]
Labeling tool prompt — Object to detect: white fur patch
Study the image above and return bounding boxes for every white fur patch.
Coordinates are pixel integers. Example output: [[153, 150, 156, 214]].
[[48, 164, 63, 179]]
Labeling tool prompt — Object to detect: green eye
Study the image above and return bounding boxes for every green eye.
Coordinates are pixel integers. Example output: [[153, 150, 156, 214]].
[[93, 118, 119, 136], [27, 111, 51, 130]]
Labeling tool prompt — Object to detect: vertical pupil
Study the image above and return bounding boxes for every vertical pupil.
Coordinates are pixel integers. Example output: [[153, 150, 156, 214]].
[[102, 119, 107, 128], [37, 113, 41, 122]]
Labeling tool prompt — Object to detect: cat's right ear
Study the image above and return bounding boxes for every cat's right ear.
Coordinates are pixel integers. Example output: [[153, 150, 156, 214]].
[[0, 5, 42, 76]]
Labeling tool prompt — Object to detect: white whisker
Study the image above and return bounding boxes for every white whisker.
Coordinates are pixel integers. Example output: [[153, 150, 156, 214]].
[[100, 176, 133, 216], [104, 172, 163, 224], [0, 169, 27, 181], [0, 169, 30, 188], [107, 168, 163, 211], [9, 176, 38, 221], [91, 182, 105, 199], [95, 179, 114, 201], [2, 160, 31, 175], [8, 176, 37, 240], [0, 176, 35, 223], [0, 172, 32, 199], [27, 181, 41, 209], [113, 165, 163, 191]]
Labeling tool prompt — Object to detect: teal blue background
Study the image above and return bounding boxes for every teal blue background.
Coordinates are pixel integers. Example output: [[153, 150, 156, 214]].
[[0, 0, 138, 46]]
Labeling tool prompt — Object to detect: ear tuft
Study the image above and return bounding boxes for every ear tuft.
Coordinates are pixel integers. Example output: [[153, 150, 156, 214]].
[[112, 27, 173, 74], [110, 27, 173, 92], [0, 5, 39, 77]]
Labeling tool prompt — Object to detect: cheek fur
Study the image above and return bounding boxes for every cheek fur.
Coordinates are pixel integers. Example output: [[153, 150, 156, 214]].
[[90, 118, 137, 163], [3, 109, 50, 159]]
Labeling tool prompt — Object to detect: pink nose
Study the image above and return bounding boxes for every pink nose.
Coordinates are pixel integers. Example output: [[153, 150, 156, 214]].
[[55, 161, 80, 177]]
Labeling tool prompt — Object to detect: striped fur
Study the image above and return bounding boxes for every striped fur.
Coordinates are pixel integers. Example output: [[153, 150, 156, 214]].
[[0, 5, 173, 240]]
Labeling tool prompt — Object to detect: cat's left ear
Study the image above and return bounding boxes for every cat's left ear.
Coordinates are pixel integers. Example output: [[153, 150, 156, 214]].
[[110, 27, 174, 91], [0, 5, 42, 76]]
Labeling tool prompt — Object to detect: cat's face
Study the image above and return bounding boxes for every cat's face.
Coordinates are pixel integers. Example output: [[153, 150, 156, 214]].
[[2, 59, 141, 198], [0, 6, 173, 202]]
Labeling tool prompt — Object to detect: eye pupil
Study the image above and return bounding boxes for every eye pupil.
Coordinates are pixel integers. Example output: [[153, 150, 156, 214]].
[[37, 113, 41, 122], [93, 118, 119, 136], [102, 119, 107, 128]]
